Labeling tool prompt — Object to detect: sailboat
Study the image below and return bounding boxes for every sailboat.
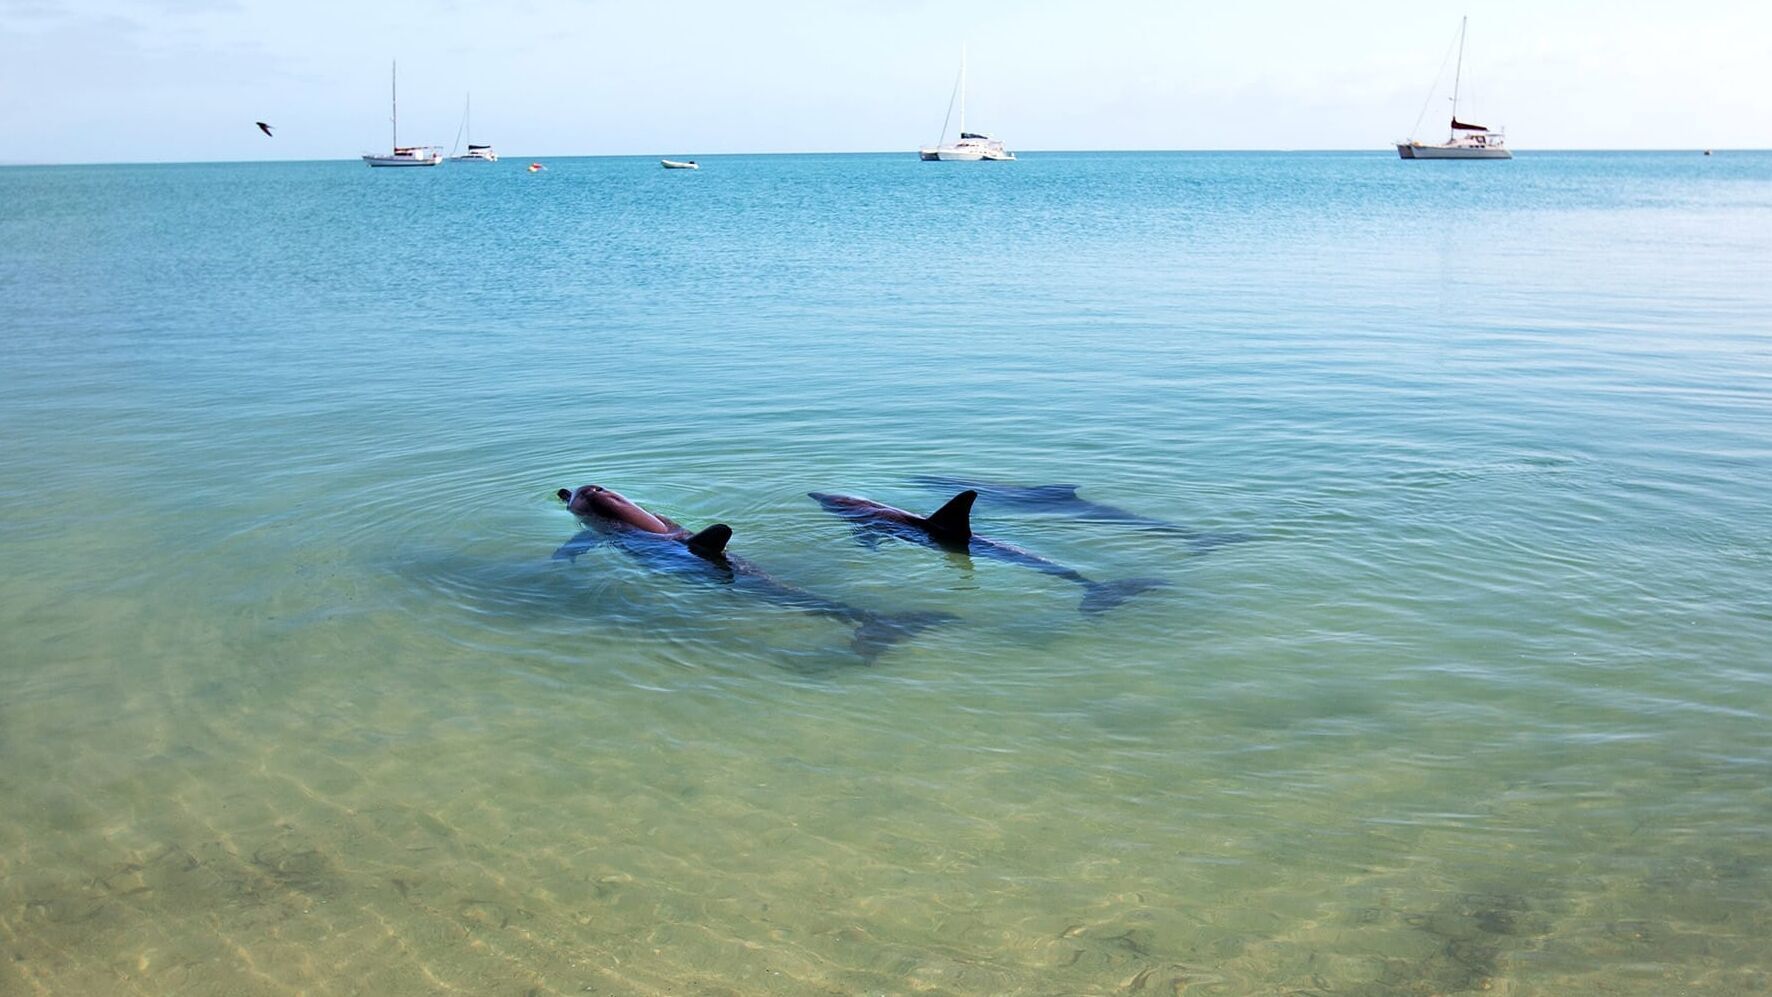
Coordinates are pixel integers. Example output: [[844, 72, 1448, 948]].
[[1397, 17, 1511, 160], [451, 93, 497, 162], [918, 47, 1015, 162], [363, 61, 443, 167]]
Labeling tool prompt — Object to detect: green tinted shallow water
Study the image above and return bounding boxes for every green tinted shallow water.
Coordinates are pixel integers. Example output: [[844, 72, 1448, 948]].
[[1, 152, 1769, 994]]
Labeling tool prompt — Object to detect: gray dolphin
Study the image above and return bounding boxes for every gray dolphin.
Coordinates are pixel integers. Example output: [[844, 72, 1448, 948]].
[[808, 489, 1167, 614], [909, 476, 1255, 552], [556, 485, 950, 663]]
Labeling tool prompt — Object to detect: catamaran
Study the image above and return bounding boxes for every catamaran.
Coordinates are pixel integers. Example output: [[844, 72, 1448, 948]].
[[918, 47, 1015, 162], [363, 62, 443, 167], [1397, 17, 1511, 160], [451, 93, 497, 162]]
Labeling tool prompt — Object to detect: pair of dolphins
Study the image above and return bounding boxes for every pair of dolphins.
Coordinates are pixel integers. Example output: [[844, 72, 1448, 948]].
[[552, 479, 1210, 662]]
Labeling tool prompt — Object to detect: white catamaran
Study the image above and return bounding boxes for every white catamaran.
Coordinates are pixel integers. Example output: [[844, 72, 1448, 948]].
[[363, 62, 443, 167], [451, 93, 497, 162], [1397, 17, 1511, 160], [919, 47, 1015, 162]]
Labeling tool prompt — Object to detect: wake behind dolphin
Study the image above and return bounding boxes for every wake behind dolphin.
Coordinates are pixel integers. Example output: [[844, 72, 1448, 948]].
[[555, 485, 950, 663], [808, 489, 1167, 614], [909, 476, 1256, 553]]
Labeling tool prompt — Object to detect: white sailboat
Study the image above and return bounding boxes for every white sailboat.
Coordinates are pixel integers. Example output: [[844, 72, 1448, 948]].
[[363, 62, 443, 167], [918, 47, 1015, 162], [451, 93, 497, 162], [1397, 17, 1510, 160]]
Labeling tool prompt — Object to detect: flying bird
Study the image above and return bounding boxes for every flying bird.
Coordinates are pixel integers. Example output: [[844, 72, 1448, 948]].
[[255, 121, 274, 137]]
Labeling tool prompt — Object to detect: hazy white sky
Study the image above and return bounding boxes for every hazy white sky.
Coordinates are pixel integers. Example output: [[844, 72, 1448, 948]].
[[1, 0, 1766, 162]]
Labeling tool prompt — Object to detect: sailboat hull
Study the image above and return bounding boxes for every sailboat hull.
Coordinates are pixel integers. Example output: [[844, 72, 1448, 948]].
[[363, 156, 443, 167], [934, 149, 985, 162], [1397, 144, 1512, 160], [363, 155, 443, 167]]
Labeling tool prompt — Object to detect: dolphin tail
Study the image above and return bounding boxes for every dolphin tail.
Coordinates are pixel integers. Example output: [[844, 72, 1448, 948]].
[[1079, 577, 1169, 614], [849, 610, 956, 664]]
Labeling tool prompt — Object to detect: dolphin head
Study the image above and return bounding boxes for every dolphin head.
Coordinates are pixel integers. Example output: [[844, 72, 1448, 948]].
[[807, 492, 857, 513], [561, 483, 629, 519], [559, 484, 678, 535]]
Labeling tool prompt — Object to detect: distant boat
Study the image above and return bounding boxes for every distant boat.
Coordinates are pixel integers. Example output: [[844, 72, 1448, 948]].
[[450, 93, 497, 162], [918, 47, 1015, 162], [1396, 18, 1511, 160], [527, 162, 545, 173], [661, 159, 699, 169], [363, 62, 443, 167]]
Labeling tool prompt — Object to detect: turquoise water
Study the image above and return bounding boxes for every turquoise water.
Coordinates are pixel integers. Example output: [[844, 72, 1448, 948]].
[[2, 152, 1769, 994]]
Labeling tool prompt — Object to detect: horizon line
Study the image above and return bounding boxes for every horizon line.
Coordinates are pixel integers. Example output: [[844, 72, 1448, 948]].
[[1, 148, 1758, 168]]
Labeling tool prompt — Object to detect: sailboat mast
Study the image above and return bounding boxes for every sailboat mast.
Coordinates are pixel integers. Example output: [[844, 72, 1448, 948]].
[[391, 60, 398, 149], [959, 45, 967, 137], [1450, 16, 1466, 124]]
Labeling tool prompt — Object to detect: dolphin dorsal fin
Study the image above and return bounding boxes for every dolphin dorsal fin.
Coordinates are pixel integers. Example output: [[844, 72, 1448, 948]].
[[923, 491, 976, 542], [686, 524, 732, 555]]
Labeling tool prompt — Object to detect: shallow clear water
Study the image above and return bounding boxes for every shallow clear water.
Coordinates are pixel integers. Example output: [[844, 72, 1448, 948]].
[[2, 152, 1769, 995]]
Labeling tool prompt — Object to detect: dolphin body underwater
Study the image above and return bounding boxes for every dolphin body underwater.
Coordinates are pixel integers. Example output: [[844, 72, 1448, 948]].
[[909, 476, 1256, 553], [555, 485, 951, 662], [807, 489, 1167, 614]]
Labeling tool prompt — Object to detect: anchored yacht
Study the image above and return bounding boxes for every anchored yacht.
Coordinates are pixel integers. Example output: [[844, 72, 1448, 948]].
[[1397, 18, 1510, 160], [918, 48, 1015, 162], [451, 94, 497, 162], [363, 62, 443, 167]]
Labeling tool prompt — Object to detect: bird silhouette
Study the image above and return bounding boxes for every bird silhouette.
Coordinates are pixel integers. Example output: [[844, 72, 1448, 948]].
[[255, 122, 274, 137]]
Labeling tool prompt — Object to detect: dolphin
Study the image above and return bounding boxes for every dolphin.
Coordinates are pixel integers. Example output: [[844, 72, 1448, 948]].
[[555, 485, 950, 662], [908, 476, 1255, 552], [807, 489, 1166, 614]]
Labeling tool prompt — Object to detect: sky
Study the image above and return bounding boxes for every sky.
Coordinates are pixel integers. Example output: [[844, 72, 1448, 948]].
[[1, 0, 1767, 163]]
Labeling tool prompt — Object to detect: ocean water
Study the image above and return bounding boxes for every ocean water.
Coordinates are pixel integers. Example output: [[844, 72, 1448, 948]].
[[1, 151, 1769, 995]]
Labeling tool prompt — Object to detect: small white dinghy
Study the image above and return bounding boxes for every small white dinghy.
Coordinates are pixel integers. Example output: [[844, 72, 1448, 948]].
[[661, 159, 699, 170]]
